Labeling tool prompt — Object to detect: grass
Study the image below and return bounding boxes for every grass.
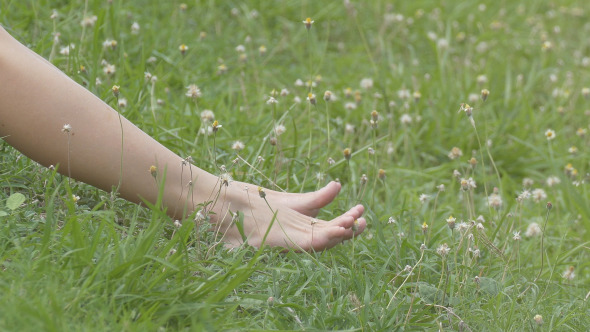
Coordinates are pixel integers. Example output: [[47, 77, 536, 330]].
[[1, 0, 589, 330]]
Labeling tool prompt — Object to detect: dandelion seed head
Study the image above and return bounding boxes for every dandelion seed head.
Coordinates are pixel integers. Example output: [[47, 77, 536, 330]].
[[525, 222, 542, 237], [345, 102, 357, 110], [81, 15, 98, 27], [131, 22, 140, 34], [231, 141, 245, 151], [488, 193, 503, 208], [360, 78, 374, 89], [186, 84, 202, 99], [419, 193, 429, 204], [400, 113, 412, 125], [546, 176, 561, 187], [274, 124, 286, 136], [532, 188, 547, 203], [200, 110, 215, 123]]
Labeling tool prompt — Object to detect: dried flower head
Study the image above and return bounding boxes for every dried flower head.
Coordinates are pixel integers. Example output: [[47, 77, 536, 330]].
[[186, 84, 202, 99], [419, 194, 429, 204], [258, 186, 266, 198], [360, 174, 368, 185], [481, 89, 490, 101], [232, 141, 245, 151], [448, 147, 463, 160], [488, 193, 503, 208], [562, 266, 575, 280], [525, 222, 542, 237], [131, 22, 140, 34], [436, 243, 451, 256], [81, 15, 98, 27], [446, 215, 456, 230], [343, 148, 352, 161], [422, 222, 429, 233], [352, 219, 360, 232], [400, 113, 412, 125], [532, 188, 547, 203], [200, 110, 215, 123], [149, 165, 158, 179], [103, 63, 116, 75], [274, 124, 286, 136], [360, 78, 373, 89], [513, 231, 521, 241]]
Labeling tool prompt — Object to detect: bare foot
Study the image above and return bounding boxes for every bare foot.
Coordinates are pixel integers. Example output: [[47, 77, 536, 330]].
[[209, 181, 366, 251]]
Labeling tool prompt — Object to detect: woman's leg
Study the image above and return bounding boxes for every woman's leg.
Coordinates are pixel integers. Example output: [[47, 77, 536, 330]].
[[0, 27, 366, 251]]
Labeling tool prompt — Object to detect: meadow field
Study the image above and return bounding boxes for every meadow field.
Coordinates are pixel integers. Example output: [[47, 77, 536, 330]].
[[1, 0, 589, 330]]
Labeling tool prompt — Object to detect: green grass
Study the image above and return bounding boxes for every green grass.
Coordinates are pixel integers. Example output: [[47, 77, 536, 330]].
[[1, 0, 590, 330]]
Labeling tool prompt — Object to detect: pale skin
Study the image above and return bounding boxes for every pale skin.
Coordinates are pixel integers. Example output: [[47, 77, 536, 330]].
[[0, 26, 366, 251]]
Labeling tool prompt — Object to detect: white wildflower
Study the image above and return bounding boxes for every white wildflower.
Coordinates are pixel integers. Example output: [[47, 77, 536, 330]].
[[525, 222, 542, 237]]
